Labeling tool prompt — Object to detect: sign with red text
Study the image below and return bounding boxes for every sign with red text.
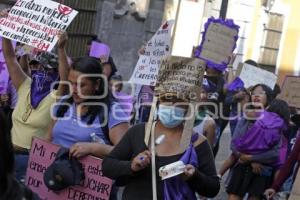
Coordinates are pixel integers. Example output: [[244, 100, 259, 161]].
[[26, 138, 112, 200], [0, 0, 78, 52], [129, 20, 174, 86]]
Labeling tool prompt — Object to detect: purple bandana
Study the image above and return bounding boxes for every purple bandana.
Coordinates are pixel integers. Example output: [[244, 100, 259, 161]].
[[226, 77, 244, 92], [30, 71, 58, 109]]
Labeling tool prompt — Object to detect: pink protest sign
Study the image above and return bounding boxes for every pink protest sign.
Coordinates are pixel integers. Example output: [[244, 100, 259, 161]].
[[89, 41, 110, 62], [25, 138, 113, 200]]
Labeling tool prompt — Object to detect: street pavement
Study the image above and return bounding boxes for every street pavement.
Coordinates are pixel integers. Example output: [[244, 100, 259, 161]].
[[214, 126, 232, 200]]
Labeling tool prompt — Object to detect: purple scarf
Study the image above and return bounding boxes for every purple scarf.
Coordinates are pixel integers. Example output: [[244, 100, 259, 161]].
[[163, 135, 199, 200], [30, 71, 58, 109], [232, 111, 286, 156]]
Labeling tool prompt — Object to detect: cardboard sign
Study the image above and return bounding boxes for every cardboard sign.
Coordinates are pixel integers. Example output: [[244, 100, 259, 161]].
[[195, 17, 239, 71], [155, 56, 205, 101], [25, 138, 113, 200], [0, 0, 78, 52], [89, 41, 110, 63], [278, 76, 300, 108], [129, 20, 174, 86], [239, 63, 277, 89]]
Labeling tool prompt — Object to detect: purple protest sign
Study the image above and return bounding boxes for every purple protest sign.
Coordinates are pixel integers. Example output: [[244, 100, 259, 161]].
[[26, 138, 113, 200], [89, 42, 110, 62], [194, 17, 239, 71]]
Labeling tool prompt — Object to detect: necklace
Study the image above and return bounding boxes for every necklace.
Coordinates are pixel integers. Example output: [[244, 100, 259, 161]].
[[22, 92, 33, 122]]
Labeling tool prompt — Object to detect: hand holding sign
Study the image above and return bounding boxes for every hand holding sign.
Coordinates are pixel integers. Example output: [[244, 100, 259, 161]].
[[0, 8, 9, 18], [57, 31, 68, 49]]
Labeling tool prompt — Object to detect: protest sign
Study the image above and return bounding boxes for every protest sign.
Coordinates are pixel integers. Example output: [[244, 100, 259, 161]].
[[155, 56, 205, 101], [155, 56, 205, 152], [278, 76, 300, 108], [26, 138, 112, 200], [194, 17, 239, 71], [0, 0, 78, 52], [129, 20, 174, 86], [238, 63, 277, 89], [89, 41, 110, 63]]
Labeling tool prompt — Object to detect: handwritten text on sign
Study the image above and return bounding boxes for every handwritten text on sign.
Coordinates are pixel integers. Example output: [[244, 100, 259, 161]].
[[0, 0, 78, 52], [155, 56, 205, 101], [26, 138, 112, 200], [129, 20, 174, 86], [196, 17, 239, 71], [239, 63, 277, 89], [278, 76, 300, 108]]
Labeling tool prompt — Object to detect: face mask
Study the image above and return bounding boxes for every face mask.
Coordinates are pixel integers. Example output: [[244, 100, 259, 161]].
[[157, 105, 185, 128]]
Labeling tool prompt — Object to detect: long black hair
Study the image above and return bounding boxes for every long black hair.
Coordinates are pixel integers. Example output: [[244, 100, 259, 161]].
[[251, 84, 274, 107], [0, 109, 14, 197], [56, 56, 112, 125], [267, 99, 290, 124]]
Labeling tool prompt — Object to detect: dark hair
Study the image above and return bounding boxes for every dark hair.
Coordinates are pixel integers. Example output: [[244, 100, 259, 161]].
[[267, 99, 290, 124], [251, 84, 274, 107], [273, 84, 281, 98], [244, 59, 258, 67], [56, 57, 111, 125], [87, 35, 101, 45], [110, 74, 123, 91], [0, 109, 14, 197], [102, 56, 118, 80]]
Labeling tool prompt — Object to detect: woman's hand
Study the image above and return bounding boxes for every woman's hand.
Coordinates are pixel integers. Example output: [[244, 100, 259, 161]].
[[239, 154, 252, 163], [57, 31, 68, 49], [251, 162, 263, 174], [131, 150, 151, 172], [182, 164, 196, 181], [70, 142, 92, 158], [264, 188, 276, 200], [0, 8, 9, 18]]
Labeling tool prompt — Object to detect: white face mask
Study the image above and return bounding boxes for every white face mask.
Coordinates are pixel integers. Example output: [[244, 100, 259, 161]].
[[157, 105, 185, 128]]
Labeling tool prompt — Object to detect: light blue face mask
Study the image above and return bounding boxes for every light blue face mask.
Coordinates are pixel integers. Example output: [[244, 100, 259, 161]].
[[157, 105, 186, 128]]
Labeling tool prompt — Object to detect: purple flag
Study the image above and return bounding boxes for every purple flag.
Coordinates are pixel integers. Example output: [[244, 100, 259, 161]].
[[89, 41, 110, 62]]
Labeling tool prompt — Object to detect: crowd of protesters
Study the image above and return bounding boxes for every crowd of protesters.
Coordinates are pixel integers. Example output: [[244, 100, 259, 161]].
[[1, 8, 300, 200]]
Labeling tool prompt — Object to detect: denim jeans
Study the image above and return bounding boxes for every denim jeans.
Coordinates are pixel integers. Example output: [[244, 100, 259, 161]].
[[14, 154, 29, 183]]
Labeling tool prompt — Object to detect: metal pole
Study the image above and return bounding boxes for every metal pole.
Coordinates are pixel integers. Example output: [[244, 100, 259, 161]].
[[219, 0, 229, 19]]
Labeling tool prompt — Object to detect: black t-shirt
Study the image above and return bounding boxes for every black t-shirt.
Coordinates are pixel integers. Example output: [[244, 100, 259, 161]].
[[102, 123, 220, 200]]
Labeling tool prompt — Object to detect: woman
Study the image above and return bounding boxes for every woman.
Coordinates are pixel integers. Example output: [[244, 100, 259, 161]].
[[47, 56, 129, 158], [226, 84, 286, 200], [102, 93, 220, 200], [193, 78, 217, 147], [0, 109, 38, 199], [102, 56, 118, 80]]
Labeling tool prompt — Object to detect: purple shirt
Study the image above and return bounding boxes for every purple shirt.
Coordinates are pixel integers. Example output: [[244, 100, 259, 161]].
[[52, 100, 128, 148]]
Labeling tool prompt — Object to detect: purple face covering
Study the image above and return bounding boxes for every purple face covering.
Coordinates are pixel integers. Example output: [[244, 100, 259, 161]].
[[226, 77, 244, 92], [30, 70, 58, 109], [163, 134, 199, 200]]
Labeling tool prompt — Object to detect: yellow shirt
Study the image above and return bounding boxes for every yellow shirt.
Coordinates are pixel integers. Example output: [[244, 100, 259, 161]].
[[11, 78, 57, 149]]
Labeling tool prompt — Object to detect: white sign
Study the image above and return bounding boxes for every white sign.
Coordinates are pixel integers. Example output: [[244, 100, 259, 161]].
[[129, 20, 174, 86], [239, 63, 278, 89], [0, 0, 78, 52]]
